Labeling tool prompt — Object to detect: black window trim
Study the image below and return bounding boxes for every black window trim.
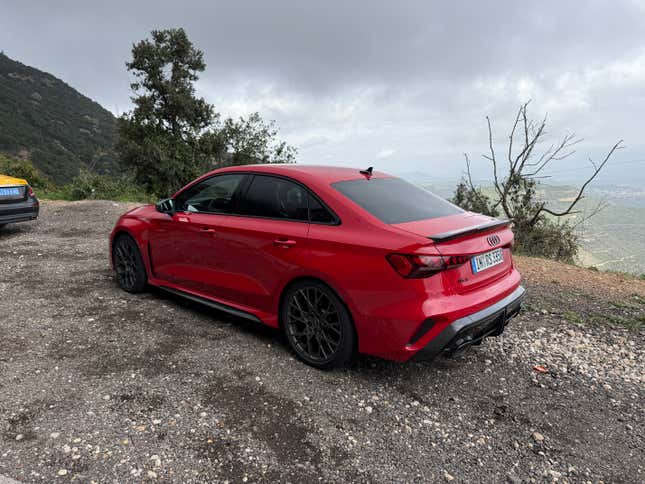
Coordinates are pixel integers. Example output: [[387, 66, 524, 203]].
[[173, 171, 341, 226]]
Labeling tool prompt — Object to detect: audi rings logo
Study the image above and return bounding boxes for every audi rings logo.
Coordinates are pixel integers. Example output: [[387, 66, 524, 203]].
[[486, 234, 501, 246]]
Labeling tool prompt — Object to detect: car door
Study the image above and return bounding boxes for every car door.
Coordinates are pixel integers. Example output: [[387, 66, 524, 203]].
[[147, 173, 248, 290], [209, 174, 310, 313]]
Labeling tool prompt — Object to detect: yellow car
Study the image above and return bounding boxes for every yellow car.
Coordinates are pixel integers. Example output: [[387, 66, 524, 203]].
[[0, 174, 39, 228]]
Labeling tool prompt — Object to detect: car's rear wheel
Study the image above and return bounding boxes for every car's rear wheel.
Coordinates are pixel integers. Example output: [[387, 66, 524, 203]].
[[281, 280, 355, 369], [112, 234, 147, 293]]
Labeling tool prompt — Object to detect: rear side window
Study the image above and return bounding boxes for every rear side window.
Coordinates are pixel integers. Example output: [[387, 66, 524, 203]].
[[239, 175, 308, 221], [332, 177, 463, 224], [308, 194, 336, 224]]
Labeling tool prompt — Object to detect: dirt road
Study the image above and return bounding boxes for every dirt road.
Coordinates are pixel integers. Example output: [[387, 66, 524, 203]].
[[1, 201, 643, 482]]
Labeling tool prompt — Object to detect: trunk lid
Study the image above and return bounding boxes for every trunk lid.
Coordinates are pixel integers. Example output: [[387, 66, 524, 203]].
[[392, 213, 515, 292]]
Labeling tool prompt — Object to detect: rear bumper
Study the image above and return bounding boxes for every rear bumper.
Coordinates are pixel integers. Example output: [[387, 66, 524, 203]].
[[0, 198, 39, 224], [411, 285, 525, 361]]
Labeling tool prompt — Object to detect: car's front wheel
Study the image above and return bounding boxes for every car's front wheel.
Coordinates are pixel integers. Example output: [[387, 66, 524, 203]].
[[112, 234, 148, 293], [281, 280, 356, 369]]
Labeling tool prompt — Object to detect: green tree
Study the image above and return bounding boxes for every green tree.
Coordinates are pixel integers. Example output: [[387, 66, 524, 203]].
[[117, 28, 296, 197], [117, 28, 218, 196], [220, 112, 297, 166]]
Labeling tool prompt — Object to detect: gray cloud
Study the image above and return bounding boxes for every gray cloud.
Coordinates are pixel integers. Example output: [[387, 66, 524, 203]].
[[1, 0, 644, 183]]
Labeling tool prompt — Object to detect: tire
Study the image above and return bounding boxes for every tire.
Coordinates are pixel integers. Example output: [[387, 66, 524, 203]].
[[281, 280, 356, 370], [112, 234, 148, 293]]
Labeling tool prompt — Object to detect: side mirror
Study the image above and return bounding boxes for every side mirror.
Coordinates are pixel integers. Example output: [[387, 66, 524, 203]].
[[155, 198, 175, 215]]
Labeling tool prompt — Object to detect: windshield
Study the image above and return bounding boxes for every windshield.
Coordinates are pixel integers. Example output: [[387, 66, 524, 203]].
[[332, 177, 463, 224]]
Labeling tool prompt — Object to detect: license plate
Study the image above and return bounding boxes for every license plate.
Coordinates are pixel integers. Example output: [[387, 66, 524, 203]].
[[0, 187, 21, 197], [471, 248, 503, 274]]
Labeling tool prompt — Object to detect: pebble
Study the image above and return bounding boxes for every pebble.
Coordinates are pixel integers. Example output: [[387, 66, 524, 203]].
[[15, 434, 24, 441], [532, 432, 545, 442], [58, 469, 68, 476]]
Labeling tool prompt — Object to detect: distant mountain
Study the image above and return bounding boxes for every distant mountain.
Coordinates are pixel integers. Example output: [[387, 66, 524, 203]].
[[0, 52, 117, 183]]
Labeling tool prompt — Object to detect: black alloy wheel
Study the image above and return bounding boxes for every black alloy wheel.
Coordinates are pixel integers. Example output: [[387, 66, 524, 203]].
[[282, 280, 355, 369], [112, 235, 148, 293]]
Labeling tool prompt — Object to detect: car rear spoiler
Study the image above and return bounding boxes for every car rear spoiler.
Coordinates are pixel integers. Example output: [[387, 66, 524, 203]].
[[428, 219, 513, 242]]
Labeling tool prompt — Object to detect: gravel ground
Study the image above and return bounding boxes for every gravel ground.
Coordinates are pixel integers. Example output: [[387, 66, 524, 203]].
[[1, 200, 643, 483]]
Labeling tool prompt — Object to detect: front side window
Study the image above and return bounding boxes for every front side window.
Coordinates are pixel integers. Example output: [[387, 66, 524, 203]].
[[332, 177, 463, 224], [239, 175, 308, 221], [175, 174, 246, 214]]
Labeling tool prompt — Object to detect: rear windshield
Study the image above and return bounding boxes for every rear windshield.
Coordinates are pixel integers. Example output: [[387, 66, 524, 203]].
[[332, 177, 463, 224]]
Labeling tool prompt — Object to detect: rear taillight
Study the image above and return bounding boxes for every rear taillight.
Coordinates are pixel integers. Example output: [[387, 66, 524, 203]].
[[386, 254, 470, 278], [27, 185, 35, 198]]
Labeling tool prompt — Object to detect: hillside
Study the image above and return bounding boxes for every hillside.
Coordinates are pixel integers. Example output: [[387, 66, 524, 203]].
[[0, 52, 117, 183]]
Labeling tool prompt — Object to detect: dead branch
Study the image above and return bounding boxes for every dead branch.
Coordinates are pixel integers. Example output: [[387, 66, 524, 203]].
[[540, 140, 624, 217], [572, 198, 608, 229], [463, 153, 490, 209]]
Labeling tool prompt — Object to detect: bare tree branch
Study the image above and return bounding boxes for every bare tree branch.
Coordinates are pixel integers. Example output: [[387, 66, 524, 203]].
[[540, 140, 624, 217], [486, 115, 510, 219], [572, 198, 608, 229], [462, 153, 490, 210], [524, 133, 582, 176]]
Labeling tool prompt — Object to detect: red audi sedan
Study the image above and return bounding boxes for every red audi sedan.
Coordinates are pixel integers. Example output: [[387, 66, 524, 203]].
[[110, 165, 524, 369]]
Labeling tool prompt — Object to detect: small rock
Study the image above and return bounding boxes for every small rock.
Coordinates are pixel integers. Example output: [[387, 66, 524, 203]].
[[532, 431, 545, 443], [366, 406, 373, 414], [444, 471, 455, 481], [50, 432, 60, 439], [147, 470, 158, 479], [15, 434, 24, 441], [58, 469, 68, 476]]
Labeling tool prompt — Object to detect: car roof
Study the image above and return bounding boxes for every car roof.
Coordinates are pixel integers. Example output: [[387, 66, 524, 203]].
[[212, 164, 393, 184]]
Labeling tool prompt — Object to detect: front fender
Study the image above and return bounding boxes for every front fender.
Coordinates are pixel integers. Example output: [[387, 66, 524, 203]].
[[109, 215, 153, 273]]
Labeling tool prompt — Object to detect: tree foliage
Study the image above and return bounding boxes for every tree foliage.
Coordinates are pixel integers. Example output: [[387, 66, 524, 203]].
[[220, 113, 297, 166], [117, 28, 296, 197], [0, 153, 51, 189], [452, 102, 622, 262]]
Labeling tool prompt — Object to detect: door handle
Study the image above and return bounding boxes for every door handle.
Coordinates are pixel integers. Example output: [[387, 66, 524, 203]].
[[273, 238, 296, 248], [199, 227, 216, 237]]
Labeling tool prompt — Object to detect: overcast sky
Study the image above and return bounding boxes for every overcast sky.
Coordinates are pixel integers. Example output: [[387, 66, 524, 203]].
[[2, 0, 645, 184]]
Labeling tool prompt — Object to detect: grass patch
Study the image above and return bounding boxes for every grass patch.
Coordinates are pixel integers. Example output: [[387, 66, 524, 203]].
[[39, 169, 153, 203], [591, 313, 644, 331], [563, 311, 584, 326], [631, 294, 645, 306], [610, 300, 640, 311]]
